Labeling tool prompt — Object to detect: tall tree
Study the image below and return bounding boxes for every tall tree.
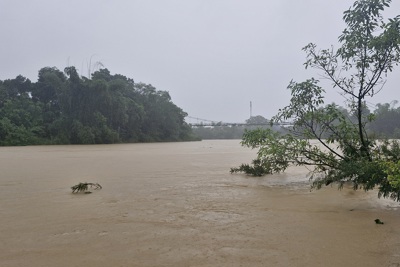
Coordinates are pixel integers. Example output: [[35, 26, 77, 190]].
[[233, 0, 400, 200]]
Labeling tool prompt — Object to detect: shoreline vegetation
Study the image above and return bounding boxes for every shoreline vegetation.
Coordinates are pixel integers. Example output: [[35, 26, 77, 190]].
[[0, 67, 198, 146], [231, 0, 400, 202]]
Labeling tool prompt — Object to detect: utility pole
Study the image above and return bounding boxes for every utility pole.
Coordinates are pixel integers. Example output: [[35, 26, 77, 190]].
[[250, 101, 253, 118]]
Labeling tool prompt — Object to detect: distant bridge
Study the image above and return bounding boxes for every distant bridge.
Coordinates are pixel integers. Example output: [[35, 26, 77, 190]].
[[186, 116, 293, 127]]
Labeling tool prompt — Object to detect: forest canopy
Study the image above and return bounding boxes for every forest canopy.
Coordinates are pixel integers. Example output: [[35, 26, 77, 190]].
[[0, 67, 197, 145]]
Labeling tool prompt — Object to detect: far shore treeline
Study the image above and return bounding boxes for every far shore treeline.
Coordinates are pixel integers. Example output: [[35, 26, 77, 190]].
[[193, 105, 400, 140], [1, 66, 399, 146], [0, 67, 198, 146]]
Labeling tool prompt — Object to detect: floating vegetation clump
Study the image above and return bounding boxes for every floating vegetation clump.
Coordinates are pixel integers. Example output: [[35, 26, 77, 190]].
[[71, 182, 102, 193]]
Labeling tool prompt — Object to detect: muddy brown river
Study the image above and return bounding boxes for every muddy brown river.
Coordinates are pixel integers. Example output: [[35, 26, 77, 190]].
[[1, 140, 400, 267]]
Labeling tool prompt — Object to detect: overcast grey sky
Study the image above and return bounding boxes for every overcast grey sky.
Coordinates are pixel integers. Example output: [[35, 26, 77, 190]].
[[1, 0, 399, 123]]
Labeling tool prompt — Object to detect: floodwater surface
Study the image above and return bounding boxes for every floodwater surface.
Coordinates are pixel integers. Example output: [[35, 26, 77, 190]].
[[1, 140, 400, 267]]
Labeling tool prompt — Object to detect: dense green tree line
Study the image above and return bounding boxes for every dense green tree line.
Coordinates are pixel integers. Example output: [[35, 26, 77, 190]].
[[0, 67, 196, 145]]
